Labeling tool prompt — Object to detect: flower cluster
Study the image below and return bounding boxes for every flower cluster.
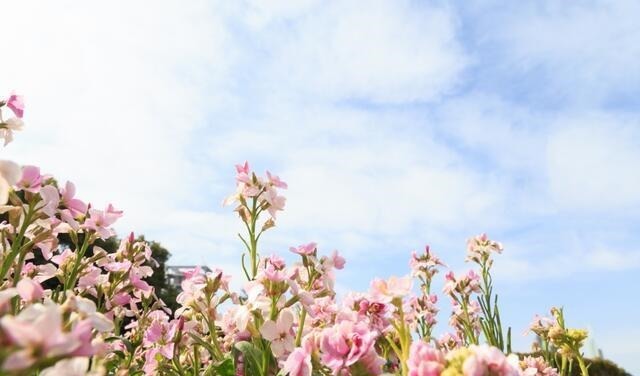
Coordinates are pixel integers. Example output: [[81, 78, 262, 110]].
[[0, 92, 586, 376]]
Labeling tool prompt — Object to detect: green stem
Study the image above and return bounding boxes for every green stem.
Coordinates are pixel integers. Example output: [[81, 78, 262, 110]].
[[295, 309, 307, 347], [0, 203, 35, 281], [577, 356, 589, 376]]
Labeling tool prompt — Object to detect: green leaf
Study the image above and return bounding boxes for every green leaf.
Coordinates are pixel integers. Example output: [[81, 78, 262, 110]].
[[235, 341, 265, 375], [208, 358, 235, 376]]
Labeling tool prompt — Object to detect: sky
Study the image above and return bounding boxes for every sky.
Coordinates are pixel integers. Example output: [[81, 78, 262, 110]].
[[1, 0, 639, 373]]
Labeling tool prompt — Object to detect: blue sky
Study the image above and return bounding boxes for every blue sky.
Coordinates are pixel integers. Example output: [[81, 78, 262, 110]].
[[2, 1, 639, 373]]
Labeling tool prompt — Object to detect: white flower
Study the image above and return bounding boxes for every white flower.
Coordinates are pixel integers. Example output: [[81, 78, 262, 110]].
[[0, 160, 21, 204]]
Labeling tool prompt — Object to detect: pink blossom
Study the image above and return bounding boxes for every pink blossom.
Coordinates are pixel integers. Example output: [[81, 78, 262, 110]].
[[83, 204, 122, 238], [519, 356, 558, 376], [282, 344, 312, 376], [260, 309, 295, 358], [0, 160, 21, 204], [370, 275, 412, 302], [0, 117, 24, 145], [59, 181, 87, 217], [0, 303, 81, 370], [290, 242, 317, 256], [266, 170, 288, 189], [407, 341, 445, 376], [462, 345, 520, 376], [330, 250, 346, 269], [262, 187, 286, 219], [16, 277, 44, 302], [320, 320, 380, 374], [6, 92, 24, 118], [17, 165, 42, 193]]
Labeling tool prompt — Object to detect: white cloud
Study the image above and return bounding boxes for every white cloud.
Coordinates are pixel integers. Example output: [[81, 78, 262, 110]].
[[475, 0, 640, 102], [237, 0, 467, 103], [0, 1, 234, 235], [546, 114, 640, 212]]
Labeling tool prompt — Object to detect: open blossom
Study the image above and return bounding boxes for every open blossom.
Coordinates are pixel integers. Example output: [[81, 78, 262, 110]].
[[459, 345, 520, 376], [466, 233, 503, 264], [320, 319, 381, 374], [519, 356, 558, 376], [59, 181, 87, 217], [370, 275, 412, 302], [408, 341, 445, 376], [0, 303, 88, 371], [443, 270, 481, 297], [16, 278, 44, 302], [290, 242, 317, 256], [17, 165, 42, 193], [263, 186, 286, 219], [266, 170, 288, 189], [6, 92, 24, 118], [0, 160, 21, 204], [410, 245, 446, 278], [283, 338, 313, 376], [260, 309, 295, 358], [83, 204, 122, 238]]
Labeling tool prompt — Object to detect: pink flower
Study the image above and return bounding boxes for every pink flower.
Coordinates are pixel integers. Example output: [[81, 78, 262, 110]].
[[290, 242, 317, 256], [320, 320, 380, 374], [83, 204, 122, 238], [16, 278, 44, 302], [370, 275, 412, 302], [331, 250, 346, 270], [282, 344, 312, 376], [466, 233, 503, 263], [462, 345, 520, 376], [262, 187, 286, 219], [37, 185, 61, 217], [17, 165, 42, 193], [519, 356, 558, 376], [266, 170, 288, 189], [407, 341, 445, 376], [6, 92, 24, 118], [260, 309, 295, 358], [59, 181, 87, 218], [0, 117, 24, 145], [0, 160, 21, 204], [0, 303, 81, 370]]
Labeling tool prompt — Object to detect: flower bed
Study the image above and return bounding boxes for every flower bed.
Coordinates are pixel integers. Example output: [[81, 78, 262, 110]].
[[0, 94, 622, 375]]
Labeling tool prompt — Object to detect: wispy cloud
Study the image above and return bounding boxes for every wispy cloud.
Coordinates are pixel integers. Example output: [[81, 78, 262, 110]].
[[2, 1, 640, 373]]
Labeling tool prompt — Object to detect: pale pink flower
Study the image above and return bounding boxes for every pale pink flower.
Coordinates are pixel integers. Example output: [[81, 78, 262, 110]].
[[266, 170, 288, 189], [290, 242, 317, 256], [466, 233, 503, 264], [261, 309, 295, 358], [17, 165, 42, 193], [0, 160, 21, 204], [330, 250, 346, 270], [83, 204, 122, 238], [6, 92, 24, 118], [370, 275, 412, 302], [262, 186, 286, 219], [320, 320, 380, 374], [462, 345, 520, 376], [40, 357, 92, 376], [519, 356, 558, 376], [408, 341, 445, 376], [0, 303, 81, 370], [410, 245, 446, 278], [282, 344, 312, 376], [16, 277, 44, 302], [59, 181, 87, 217], [0, 117, 24, 145], [37, 185, 61, 217]]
